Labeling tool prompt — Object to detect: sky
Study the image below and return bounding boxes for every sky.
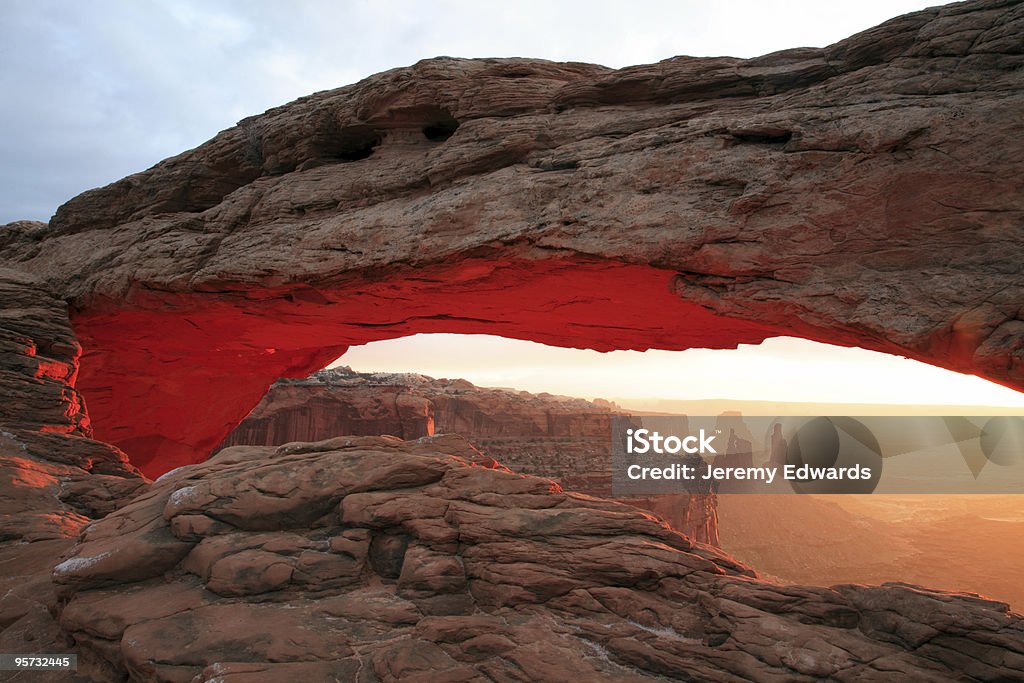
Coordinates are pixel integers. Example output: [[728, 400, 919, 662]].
[[6, 0, 1014, 409], [333, 334, 1024, 408]]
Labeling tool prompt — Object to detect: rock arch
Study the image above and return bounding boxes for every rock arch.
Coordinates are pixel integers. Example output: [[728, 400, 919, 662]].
[[2, 0, 1021, 477]]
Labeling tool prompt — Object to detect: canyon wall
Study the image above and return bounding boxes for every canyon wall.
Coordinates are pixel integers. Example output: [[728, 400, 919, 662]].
[[221, 367, 719, 544]]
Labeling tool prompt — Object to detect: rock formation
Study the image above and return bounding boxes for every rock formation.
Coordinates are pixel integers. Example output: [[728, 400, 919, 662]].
[[0, 1, 1022, 679], [53, 435, 1024, 682], [0, 268, 143, 542], [1, 280, 1018, 683], [220, 368, 618, 451], [0, 269, 143, 671], [219, 367, 719, 544], [2, 0, 1021, 476]]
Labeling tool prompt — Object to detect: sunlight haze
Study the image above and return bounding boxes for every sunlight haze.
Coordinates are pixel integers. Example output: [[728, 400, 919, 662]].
[[333, 334, 1024, 408]]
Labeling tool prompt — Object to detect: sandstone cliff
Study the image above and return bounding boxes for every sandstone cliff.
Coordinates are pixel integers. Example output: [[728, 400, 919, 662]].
[[220, 367, 719, 544], [221, 368, 615, 449], [0, 269, 143, 670]]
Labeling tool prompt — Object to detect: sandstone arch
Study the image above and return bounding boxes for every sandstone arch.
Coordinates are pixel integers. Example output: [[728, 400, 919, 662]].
[[2, 0, 1021, 477], [3, 2, 1024, 680]]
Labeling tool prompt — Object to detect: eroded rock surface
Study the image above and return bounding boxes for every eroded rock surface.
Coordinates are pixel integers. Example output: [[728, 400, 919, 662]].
[[0, 268, 142, 541], [54, 435, 1024, 682], [0, 268, 144, 675], [1, 0, 1022, 475], [221, 367, 720, 544]]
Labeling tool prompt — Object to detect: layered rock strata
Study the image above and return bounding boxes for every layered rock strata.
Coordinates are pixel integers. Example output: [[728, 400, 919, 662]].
[[0, 268, 143, 672]]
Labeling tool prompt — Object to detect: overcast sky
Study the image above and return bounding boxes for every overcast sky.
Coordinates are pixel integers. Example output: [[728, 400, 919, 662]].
[[2, 0, 953, 224]]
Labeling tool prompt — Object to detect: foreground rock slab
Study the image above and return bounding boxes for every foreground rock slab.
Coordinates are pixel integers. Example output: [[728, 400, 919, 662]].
[[54, 435, 1024, 682]]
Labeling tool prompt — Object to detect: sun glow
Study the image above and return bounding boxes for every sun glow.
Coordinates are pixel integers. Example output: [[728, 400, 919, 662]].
[[331, 334, 1024, 409]]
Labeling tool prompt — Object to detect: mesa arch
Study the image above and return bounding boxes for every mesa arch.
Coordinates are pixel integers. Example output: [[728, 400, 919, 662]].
[[2, 0, 1021, 477]]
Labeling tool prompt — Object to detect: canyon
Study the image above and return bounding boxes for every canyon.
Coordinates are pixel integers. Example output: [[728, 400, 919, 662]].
[[718, 493, 1024, 612], [0, 0, 1022, 679]]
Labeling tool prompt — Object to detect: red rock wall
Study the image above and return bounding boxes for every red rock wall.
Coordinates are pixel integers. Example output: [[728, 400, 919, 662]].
[[223, 385, 434, 445], [73, 260, 784, 477], [0, 268, 141, 543]]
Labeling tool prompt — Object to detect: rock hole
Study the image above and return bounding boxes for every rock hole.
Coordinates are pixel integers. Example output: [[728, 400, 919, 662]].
[[422, 116, 460, 142], [368, 532, 410, 579], [313, 125, 382, 162]]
